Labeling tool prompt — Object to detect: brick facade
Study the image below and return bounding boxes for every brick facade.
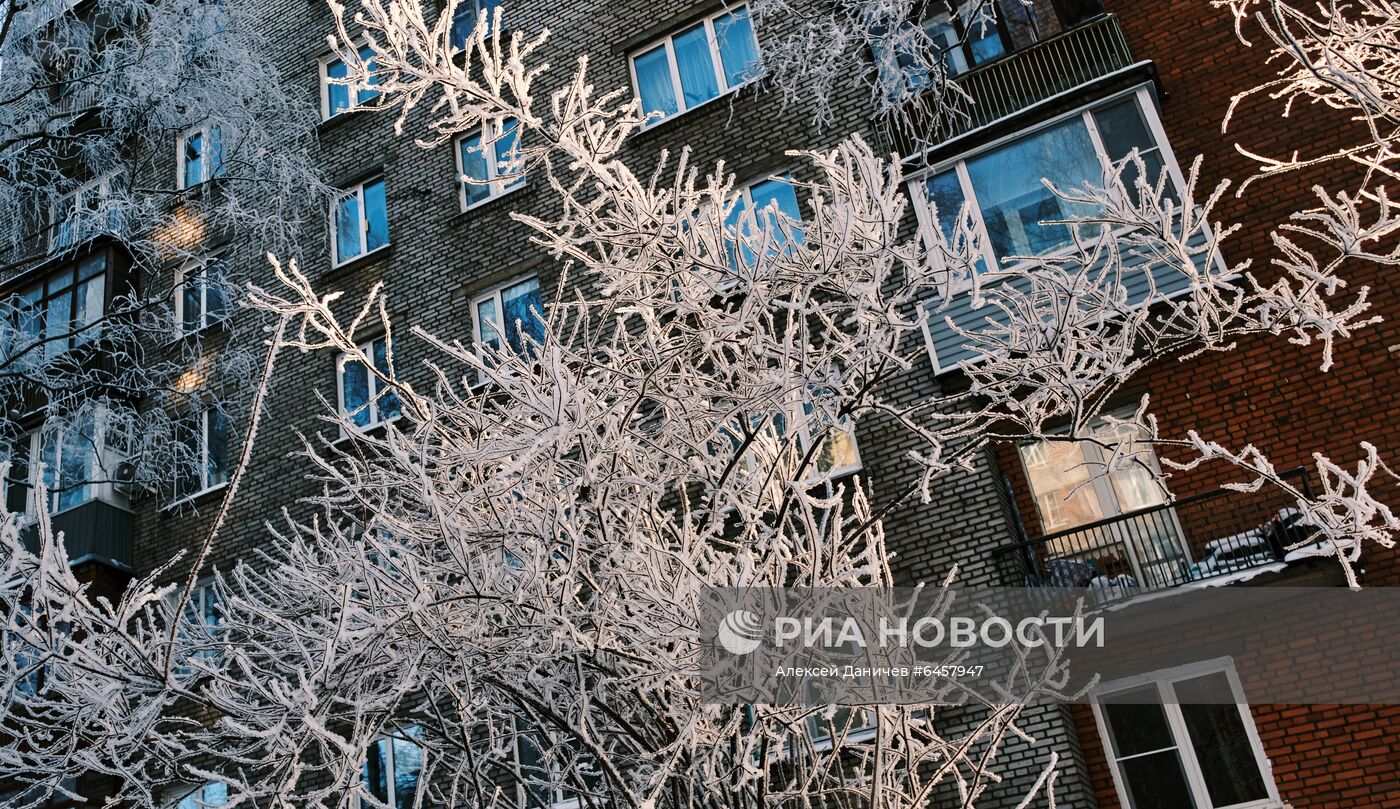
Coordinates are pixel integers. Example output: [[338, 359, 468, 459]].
[[8, 0, 1398, 806]]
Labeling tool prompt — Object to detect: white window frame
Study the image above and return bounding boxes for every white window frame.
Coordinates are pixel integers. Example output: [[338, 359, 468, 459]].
[[176, 122, 223, 190], [7, 412, 129, 519], [1090, 658, 1280, 809], [910, 85, 1187, 290], [168, 408, 229, 506], [1017, 406, 1171, 534], [173, 251, 229, 336], [330, 176, 389, 267], [471, 275, 543, 352], [49, 172, 118, 250], [319, 41, 378, 120], [336, 336, 401, 431], [454, 117, 525, 211], [628, 3, 762, 126]]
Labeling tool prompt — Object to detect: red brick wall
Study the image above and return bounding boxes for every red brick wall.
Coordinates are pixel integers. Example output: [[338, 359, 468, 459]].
[[1013, 3, 1400, 805], [995, 2, 1400, 584], [1073, 702, 1400, 808]]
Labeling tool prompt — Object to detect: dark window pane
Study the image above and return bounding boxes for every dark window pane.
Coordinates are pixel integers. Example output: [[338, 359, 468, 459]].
[[391, 737, 423, 809], [1094, 99, 1154, 161], [364, 738, 390, 803], [183, 274, 202, 333], [1176, 673, 1270, 807], [206, 410, 229, 488], [497, 118, 523, 190], [184, 131, 204, 188], [460, 134, 490, 206], [208, 126, 224, 180], [1118, 749, 1197, 809], [371, 338, 401, 421], [672, 24, 719, 109], [6, 437, 31, 514], [1101, 687, 1175, 757], [326, 58, 351, 116], [961, 3, 1007, 65], [357, 44, 379, 105], [342, 358, 371, 427], [174, 414, 200, 498], [1092, 99, 1172, 203], [205, 261, 228, 323], [501, 279, 543, 353]]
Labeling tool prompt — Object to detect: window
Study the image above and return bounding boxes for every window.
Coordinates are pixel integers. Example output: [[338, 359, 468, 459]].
[[332, 177, 390, 266], [1018, 411, 1188, 593], [716, 392, 861, 497], [174, 784, 228, 809], [339, 336, 403, 430], [175, 254, 228, 335], [50, 173, 120, 251], [514, 725, 604, 809], [873, 1, 1013, 99], [177, 123, 225, 189], [449, 0, 501, 50], [456, 117, 523, 209], [322, 43, 379, 119], [173, 407, 229, 501], [918, 89, 1176, 272], [362, 727, 424, 809], [1, 253, 105, 364], [172, 579, 224, 674], [795, 398, 860, 482], [1018, 415, 1168, 535], [724, 175, 803, 272], [1092, 661, 1277, 809], [4, 411, 127, 516], [925, 2, 1008, 74], [630, 5, 760, 123], [473, 277, 544, 358]]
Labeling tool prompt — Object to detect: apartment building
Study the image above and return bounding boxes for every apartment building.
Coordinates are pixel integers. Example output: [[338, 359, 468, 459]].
[[2, 0, 1397, 806]]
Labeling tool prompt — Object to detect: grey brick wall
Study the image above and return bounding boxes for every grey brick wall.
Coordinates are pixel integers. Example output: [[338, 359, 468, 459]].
[[123, 1, 1097, 806]]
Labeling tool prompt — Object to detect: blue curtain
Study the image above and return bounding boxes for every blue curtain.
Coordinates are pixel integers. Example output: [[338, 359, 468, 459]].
[[364, 179, 389, 252], [335, 192, 362, 263], [672, 24, 718, 108], [715, 9, 759, 87], [634, 45, 678, 118]]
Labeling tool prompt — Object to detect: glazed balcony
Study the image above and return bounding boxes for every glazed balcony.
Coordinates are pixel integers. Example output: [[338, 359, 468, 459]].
[[893, 13, 1139, 153], [993, 467, 1320, 600]]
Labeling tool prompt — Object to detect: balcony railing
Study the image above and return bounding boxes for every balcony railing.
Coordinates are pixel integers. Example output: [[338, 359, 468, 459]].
[[993, 468, 1318, 599], [894, 13, 1137, 152]]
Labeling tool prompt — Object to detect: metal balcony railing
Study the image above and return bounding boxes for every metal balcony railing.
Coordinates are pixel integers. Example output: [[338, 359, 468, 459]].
[[895, 14, 1137, 151], [993, 468, 1318, 600]]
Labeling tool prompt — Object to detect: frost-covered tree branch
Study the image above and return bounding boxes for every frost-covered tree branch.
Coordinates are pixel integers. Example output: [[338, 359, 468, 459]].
[[2, 1, 1398, 806], [0, 0, 333, 500]]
